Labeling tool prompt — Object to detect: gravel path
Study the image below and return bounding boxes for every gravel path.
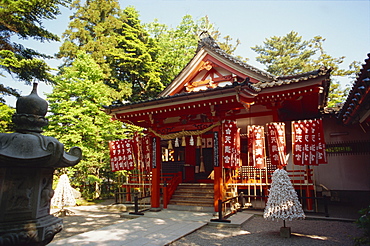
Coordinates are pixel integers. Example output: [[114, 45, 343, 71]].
[[169, 215, 362, 246]]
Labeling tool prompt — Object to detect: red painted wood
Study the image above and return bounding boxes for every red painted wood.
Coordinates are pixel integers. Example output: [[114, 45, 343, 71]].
[[151, 136, 161, 209]]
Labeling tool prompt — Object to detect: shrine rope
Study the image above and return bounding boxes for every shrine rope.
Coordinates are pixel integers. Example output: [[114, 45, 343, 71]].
[[148, 121, 221, 140]]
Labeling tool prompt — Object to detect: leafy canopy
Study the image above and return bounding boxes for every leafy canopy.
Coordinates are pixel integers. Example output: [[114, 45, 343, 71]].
[[0, 0, 69, 100], [58, 1, 163, 102], [0, 103, 15, 133], [44, 51, 131, 198]]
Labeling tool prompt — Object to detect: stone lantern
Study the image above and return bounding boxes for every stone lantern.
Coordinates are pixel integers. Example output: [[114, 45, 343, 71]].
[[0, 83, 82, 245]]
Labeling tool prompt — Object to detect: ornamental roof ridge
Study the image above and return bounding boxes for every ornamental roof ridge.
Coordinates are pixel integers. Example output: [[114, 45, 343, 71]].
[[198, 34, 275, 80]]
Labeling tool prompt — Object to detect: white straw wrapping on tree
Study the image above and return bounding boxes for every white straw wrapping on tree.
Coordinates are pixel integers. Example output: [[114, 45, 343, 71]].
[[51, 174, 76, 208], [264, 168, 305, 221]]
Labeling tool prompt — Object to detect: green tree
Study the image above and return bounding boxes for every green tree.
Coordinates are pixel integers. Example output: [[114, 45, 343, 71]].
[[251, 31, 361, 107], [0, 103, 15, 133], [146, 15, 199, 87], [110, 6, 163, 101], [327, 81, 349, 108], [58, 0, 120, 74], [0, 0, 69, 100], [44, 51, 128, 199], [58, 1, 162, 101], [251, 31, 315, 76]]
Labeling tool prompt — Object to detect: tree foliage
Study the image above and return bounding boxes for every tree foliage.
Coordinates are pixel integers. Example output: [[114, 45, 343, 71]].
[[251, 31, 361, 107], [58, 1, 163, 101], [44, 51, 130, 199], [0, 103, 15, 133], [146, 15, 199, 87], [111, 6, 163, 101], [0, 0, 69, 100]]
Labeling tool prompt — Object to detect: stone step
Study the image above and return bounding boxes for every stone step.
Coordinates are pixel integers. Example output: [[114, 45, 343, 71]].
[[172, 194, 213, 200], [178, 183, 214, 187], [175, 189, 214, 195], [169, 199, 214, 207], [166, 204, 215, 212]]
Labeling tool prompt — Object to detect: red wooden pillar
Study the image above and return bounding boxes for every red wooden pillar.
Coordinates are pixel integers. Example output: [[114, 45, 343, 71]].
[[151, 136, 162, 210], [306, 166, 313, 211], [213, 127, 223, 212]]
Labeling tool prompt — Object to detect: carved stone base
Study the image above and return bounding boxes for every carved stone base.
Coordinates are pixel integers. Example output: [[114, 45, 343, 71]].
[[0, 215, 63, 246]]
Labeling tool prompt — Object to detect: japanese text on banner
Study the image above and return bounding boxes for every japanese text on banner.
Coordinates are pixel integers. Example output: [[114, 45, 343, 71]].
[[247, 125, 266, 169], [292, 119, 327, 165], [266, 123, 287, 168], [222, 120, 240, 169]]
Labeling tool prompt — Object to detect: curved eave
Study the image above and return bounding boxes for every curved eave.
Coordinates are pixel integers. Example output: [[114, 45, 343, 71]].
[[339, 53, 370, 125], [107, 83, 257, 117]]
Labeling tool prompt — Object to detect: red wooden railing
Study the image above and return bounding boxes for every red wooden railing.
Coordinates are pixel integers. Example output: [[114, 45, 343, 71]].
[[119, 172, 182, 208], [162, 172, 182, 208]]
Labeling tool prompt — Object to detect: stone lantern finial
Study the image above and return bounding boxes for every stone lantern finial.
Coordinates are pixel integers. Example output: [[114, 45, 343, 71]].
[[13, 83, 48, 133]]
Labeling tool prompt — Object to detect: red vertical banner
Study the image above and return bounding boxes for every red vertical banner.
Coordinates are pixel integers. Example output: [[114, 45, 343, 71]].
[[109, 140, 119, 172], [109, 135, 154, 172], [247, 125, 266, 169], [292, 122, 304, 165], [222, 120, 240, 169], [316, 119, 327, 164], [125, 139, 135, 170], [132, 132, 142, 169], [232, 128, 241, 169], [266, 123, 287, 168], [292, 119, 327, 165], [308, 120, 318, 165], [121, 139, 128, 170]]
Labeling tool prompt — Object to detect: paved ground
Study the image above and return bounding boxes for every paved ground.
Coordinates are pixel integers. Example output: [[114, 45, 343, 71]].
[[50, 201, 364, 246], [51, 204, 129, 241]]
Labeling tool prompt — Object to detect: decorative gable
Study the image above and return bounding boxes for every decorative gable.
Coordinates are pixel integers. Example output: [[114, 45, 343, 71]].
[[160, 35, 274, 97]]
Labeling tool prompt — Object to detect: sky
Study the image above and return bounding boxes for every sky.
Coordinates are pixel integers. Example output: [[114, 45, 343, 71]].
[[2, 0, 370, 107]]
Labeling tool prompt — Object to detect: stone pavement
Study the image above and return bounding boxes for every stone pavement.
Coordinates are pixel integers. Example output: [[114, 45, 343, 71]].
[[48, 209, 253, 246]]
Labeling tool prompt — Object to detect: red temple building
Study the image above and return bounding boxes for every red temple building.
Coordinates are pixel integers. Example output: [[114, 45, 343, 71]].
[[105, 36, 370, 215]]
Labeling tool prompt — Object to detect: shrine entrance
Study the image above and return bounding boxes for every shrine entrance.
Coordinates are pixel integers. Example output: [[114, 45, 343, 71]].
[[161, 134, 215, 184]]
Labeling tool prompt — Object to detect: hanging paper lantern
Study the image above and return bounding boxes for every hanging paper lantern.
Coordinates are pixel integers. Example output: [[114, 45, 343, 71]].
[[189, 136, 194, 146], [175, 137, 179, 147]]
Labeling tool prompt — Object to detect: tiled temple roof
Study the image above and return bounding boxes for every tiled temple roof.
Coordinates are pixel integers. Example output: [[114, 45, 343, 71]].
[[338, 53, 370, 125], [255, 67, 331, 89], [198, 35, 275, 80]]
